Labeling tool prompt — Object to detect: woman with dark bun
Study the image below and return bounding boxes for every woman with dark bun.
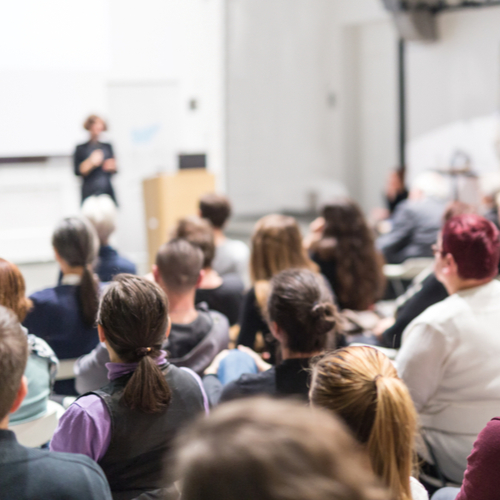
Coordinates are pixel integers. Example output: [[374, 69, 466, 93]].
[[74, 115, 117, 204], [203, 268, 339, 405]]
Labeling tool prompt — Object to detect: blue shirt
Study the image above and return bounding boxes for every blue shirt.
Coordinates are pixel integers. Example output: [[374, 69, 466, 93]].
[[95, 245, 136, 283]]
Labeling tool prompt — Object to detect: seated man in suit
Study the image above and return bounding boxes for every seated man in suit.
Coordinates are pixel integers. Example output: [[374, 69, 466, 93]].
[[377, 171, 449, 264], [74, 239, 229, 393], [0, 306, 111, 500], [81, 194, 136, 282], [397, 214, 500, 483]]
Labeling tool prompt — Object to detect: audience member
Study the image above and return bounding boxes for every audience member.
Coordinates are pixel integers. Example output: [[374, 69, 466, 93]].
[[310, 346, 428, 500], [82, 194, 136, 282], [479, 172, 500, 229], [0, 259, 58, 425], [23, 217, 100, 395], [237, 214, 319, 360], [203, 268, 338, 405], [396, 214, 500, 483], [432, 417, 500, 500], [377, 171, 449, 264], [386, 168, 409, 214], [74, 240, 229, 393], [376, 201, 475, 348], [174, 397, 388, 500], [172, 216, 244, 325], [199, 193, 250, 284], [0, 306, 112, 500], [51, 275, 206, 499], [305, 199, 385, 311]]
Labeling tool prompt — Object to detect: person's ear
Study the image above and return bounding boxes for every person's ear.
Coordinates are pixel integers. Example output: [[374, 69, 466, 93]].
[[165, 317, 171, 339], [152, 265, 161, 284], [270, 321, 285, 344], [10, 376, 28, 415], [442, 253, 458, 276], [195, 270, 205, 288], [97, 324, 106, 343]]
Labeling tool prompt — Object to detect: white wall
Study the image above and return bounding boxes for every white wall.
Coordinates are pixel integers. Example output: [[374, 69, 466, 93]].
[[0, 0, 226, 268]]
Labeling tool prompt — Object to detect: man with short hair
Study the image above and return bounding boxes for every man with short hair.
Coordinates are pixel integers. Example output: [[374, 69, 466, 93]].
[[397, 214, 500, 483], [199, 193, 250, 284], [74, 240, 229, 393], [0, 306, 112, 500], [175, 398, 387, 500], [377, 171, 449, 263], [173, 216, 244, 326]]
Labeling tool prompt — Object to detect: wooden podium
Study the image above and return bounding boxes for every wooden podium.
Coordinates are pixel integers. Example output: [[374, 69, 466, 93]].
[[143, 169, 216, 267]]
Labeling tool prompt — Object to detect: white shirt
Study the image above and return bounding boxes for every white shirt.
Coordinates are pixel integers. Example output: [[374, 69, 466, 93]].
[[397, 279, 500, 483]]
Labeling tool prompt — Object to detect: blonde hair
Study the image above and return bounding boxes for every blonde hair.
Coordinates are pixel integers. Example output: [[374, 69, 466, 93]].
[[310, 346, 417, 500], [250, 214, 316, 283]]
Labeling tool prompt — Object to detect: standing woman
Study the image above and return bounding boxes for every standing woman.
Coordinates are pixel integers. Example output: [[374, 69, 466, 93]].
[[74, 115, 117, 205], [23, 217, 101, 395], [51, 275, 206, 500]]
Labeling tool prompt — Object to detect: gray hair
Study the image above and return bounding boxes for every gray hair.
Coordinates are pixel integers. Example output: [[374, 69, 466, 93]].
[[81, 195, 117, 245]]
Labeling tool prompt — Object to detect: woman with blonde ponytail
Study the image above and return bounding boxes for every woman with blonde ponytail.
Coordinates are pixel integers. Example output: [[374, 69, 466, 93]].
[[23, 217, 101, 395], [310, 346, 428, 500], [51, 274, 206, 499]]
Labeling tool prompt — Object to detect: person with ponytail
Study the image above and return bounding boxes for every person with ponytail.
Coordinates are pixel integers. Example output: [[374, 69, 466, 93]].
[[23, 217, 101, 394], [50, 274, 206, 500], [310, 346, 428, 500], [203, 268, 339, 405]]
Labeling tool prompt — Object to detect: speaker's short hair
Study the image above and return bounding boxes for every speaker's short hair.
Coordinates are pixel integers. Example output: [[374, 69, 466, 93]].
[[199, 193, 232, 229]]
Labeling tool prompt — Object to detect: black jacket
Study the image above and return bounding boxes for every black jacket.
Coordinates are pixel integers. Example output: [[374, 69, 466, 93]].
[[0, 429, 111, 500]]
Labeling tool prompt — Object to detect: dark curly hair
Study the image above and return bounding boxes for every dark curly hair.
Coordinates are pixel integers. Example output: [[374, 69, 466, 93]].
[[311, 200, 385, 311]]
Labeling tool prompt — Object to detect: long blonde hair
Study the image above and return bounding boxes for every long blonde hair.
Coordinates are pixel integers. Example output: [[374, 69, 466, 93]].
[[310, 346, 417, 500], [250, 214, 316, 283]]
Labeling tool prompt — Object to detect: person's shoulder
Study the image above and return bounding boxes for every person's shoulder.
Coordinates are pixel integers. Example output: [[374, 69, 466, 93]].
[[233, 368, 276, 393], [22, 448, 109, 491], [221, 273, 244, 292], [28, 286, 63, 307], [409, 477, 429, 500], [207, 309, 230, 328]]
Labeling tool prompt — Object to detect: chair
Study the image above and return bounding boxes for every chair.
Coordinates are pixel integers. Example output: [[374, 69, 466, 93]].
[[9, 400, 65, 447], [55, 358, 78, 381], [384, 258, 434, 296]]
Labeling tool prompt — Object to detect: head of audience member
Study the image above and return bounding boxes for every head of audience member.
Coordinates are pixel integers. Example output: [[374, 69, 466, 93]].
[[0, 259, 32, 322], [312, 199, 385, 310], [434, 214, 500, 294], [52, 217, 100, 326], [0, 306, 28, 429], [310, 346, 417, 500], [199, 193, 232, 233], [97, 274, 171, 413], [409, 171, 449, 201], [266, 269, 337, 358], [251, 214, 316, 283], [175, 398, 388, 500], [154, 239, 204, 300], [84, 114, 107, 141], [442, 200, 476, 222], [81, 194, 117, 247], [171, 216, 215, 270]]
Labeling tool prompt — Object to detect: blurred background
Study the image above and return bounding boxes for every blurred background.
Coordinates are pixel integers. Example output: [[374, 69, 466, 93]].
[[3, 0, 500, 291]]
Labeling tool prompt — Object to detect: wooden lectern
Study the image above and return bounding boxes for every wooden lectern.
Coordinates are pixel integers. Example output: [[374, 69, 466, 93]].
[[143, 169, 216, 267]]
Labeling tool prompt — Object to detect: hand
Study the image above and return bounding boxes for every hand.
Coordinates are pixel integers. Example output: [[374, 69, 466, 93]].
[[204, 349, 231, 376], [372, 317, 396, 340], [89, 149, 104, 166], [103, 158, 117, 173], [237, 345, 272, 372]]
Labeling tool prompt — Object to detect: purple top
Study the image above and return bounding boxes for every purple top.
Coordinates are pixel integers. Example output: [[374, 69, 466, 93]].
[[50, 350, 208, 462]]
